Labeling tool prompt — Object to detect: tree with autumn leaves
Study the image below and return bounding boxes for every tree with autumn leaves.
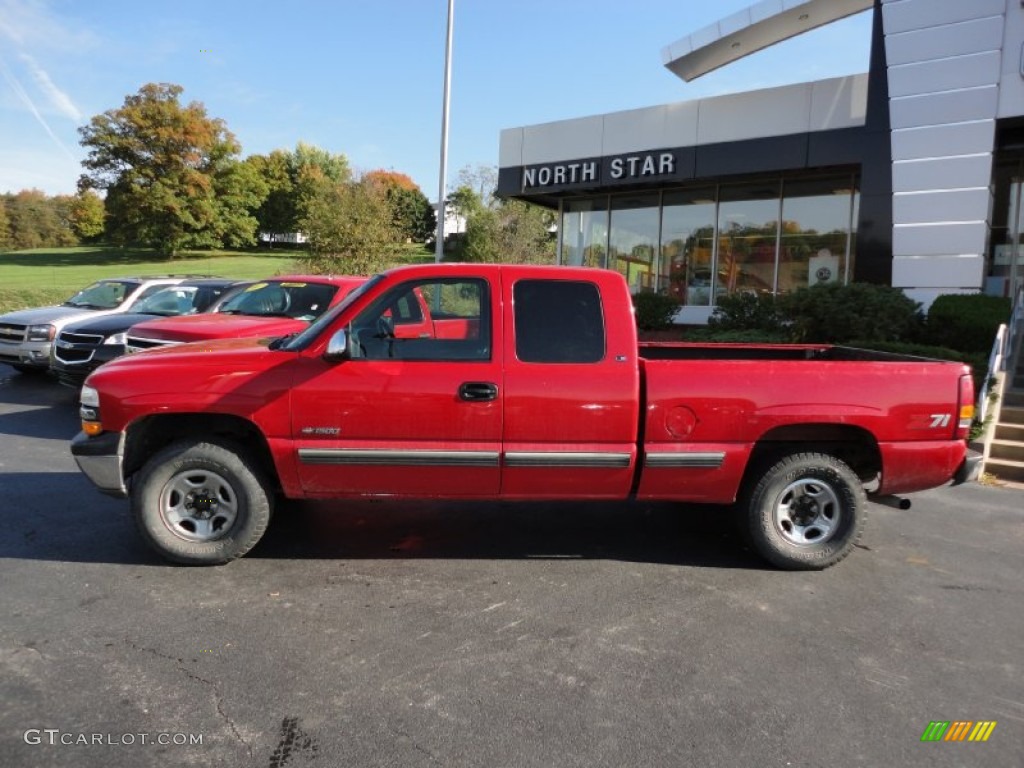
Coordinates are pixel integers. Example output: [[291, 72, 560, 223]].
[[4, 82, 544, 273], [78, 83, 267, 257]]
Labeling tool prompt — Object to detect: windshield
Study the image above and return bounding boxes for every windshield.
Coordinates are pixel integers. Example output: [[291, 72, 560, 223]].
[[63, 280, 136, 310], [216, 280, 338, 321], [132, 286, 201, 316], [281, 275, 383, 351]]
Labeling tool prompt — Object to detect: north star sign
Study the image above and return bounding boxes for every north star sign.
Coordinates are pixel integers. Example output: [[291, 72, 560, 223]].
[[521, 151, 679, 191]]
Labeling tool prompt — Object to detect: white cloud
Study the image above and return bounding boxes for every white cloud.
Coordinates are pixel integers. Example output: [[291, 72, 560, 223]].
[[18, 53, 81, 122], [0, 55, 79, 163], [0, 0, 96, 51]]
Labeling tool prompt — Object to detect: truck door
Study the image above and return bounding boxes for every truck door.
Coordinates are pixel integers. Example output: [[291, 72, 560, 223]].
[[291, 275, 502, 497], [501, 275, 640, 499]]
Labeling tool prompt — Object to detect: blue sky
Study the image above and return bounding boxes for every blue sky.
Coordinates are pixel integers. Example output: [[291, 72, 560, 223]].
[[0, 0, 872, 201]]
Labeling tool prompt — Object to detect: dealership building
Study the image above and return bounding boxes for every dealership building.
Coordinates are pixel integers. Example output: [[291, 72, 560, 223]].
[[497, 0, 1024, 323]]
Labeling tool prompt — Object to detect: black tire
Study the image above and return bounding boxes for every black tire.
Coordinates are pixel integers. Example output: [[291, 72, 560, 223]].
[[130, 439, 273, 565], [741, 452, 866, 570]]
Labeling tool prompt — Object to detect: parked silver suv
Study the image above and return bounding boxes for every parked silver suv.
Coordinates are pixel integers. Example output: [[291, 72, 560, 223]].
[[0, 276, 194, 372]]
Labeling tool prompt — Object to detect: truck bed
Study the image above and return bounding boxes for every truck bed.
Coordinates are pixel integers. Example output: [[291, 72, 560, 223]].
[[638, 342, 955, 364]]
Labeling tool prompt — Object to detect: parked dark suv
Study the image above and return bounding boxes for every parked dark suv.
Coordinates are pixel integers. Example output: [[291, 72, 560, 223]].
[[50, 278, 241, 388]]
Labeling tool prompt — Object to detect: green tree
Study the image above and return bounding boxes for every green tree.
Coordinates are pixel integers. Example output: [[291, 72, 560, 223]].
[[446, 184, 485, 221], [446, 169, 555, 264], [68, 189, 106, 241], [0, 198, 11, 250], [3, 189, 75, 249], [456, 164, 498, 208], [459, 198, 555, 264], [78, 82, 267, 256], [298, 178, 397, 275], [247, 143, 351, 241], [364, 170, 435, 242]]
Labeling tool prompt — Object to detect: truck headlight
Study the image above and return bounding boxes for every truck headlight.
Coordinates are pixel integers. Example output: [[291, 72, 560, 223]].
[[80, 385, 100, 407], [103, 332, 128, 346], [79, 384, 103, 435], [26, 324, 55, 342]]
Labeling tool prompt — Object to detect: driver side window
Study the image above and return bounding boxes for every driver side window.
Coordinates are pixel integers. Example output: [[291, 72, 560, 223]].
[[349, 278, 490, 361]]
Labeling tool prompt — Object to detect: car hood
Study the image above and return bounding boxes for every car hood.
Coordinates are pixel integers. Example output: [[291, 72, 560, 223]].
[[127, 313, 306, 342], [0, 305, 97, 325], [61, 313, 167, 336]]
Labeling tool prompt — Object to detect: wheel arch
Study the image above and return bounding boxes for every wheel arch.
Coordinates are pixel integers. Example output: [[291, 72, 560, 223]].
[[123, 413, 279, 490], [746, 423, 881, 484]]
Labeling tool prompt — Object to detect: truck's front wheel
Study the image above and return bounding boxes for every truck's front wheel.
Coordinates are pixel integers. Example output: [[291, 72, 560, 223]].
[[131, 439, 272, 565], [742, 452, 866, 570]]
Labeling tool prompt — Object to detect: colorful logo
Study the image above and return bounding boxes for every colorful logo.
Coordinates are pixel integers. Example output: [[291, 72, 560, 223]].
[[921, 721, 997, 742]]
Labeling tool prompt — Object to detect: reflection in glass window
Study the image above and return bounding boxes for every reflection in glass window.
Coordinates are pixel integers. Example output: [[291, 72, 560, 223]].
[[350, 278, 490, 361], [609, 194, 660, 294], [661, 189, 716, 305], [717, 183, 780, 299], [561, 198, 608, 268], [778, 176, 854, 293]]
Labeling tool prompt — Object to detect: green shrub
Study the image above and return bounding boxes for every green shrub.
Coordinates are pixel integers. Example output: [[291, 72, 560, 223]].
[[683, 327, 791, 343], [707, 291, 783, 332], [633, 291, 682, 330], [846, 339, 988, 393], [780, 282, 924, 343], [924, 293, 1011, 353]]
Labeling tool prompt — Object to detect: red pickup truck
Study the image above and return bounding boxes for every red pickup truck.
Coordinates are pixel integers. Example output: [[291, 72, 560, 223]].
[[70, 264, 979, 570]]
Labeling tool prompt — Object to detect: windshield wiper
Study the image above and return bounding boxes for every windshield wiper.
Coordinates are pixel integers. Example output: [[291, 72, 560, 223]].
[[268, 332, 298, 350]]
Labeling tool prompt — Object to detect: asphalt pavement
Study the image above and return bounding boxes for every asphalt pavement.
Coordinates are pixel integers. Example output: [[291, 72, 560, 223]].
[[0, 363, 1021, 768]]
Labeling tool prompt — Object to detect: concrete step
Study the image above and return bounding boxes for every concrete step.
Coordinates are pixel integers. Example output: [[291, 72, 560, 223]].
[[984, 457, 1024, 484], [989, 439, 1024, 463], [995, 422, 1024, 442], [1003, 389, 1024, 408], [998, 405, 1024, 427]]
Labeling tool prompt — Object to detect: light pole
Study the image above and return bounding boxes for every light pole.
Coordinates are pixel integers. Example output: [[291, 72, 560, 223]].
[[434, 0, 454, 263]]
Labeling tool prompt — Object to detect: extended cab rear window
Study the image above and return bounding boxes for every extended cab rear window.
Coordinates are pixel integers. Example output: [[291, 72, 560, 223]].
[[513, 280, 605, 364]]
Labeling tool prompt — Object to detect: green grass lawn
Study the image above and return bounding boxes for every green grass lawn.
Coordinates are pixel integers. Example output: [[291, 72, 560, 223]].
[[0, 244, 434, 313]]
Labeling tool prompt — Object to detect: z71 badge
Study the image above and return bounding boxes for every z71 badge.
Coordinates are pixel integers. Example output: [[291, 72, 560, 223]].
[[300, 427, 340, 436], [908, 413, 951, 430]]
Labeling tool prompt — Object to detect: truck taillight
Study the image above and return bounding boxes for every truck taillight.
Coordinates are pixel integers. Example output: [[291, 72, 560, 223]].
[[956, 373, 974, 440]]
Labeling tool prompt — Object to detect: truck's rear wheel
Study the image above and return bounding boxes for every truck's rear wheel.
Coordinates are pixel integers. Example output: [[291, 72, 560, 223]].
[[131, 439, 272, 565], [742, 452, 866, 570]]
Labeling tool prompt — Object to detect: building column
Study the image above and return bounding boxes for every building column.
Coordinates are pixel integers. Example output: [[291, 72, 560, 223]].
[[882, 0, 1006, 307]]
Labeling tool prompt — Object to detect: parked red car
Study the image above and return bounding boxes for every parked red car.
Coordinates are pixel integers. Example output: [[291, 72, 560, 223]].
[[124, 275, 366, 351]]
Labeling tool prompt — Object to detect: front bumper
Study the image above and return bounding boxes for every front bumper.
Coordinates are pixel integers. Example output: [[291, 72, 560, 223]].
[[0, 340, 52, 368], [70, 430, 128, 498], [52, 347, 119, 387], [952, 449, 983, 486]]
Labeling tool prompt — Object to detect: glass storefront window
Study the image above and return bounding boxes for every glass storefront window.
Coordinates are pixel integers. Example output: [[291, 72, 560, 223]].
[[778, 176, 854, 293], [661, 189, 716, 305], [609, 194, 660, 293], [557, 172, 858, 309], [561, 198, 608, 268], [717, 182, 780, 299]]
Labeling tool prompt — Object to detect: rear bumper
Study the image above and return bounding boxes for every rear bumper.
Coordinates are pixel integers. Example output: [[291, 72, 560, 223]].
[[70, 430, 128, 498], [952, 449, 983, 486]]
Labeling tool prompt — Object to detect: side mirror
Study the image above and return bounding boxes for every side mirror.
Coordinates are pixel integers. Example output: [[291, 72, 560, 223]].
[[323, 329, 350, 362]]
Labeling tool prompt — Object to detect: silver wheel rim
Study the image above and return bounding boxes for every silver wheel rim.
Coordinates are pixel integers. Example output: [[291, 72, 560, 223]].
[[158, 468, 239, 542], [773, 477, 840, 546]]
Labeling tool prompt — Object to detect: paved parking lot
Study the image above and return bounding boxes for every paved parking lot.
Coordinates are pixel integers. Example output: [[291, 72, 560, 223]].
[[1, 362, 1021, 767]]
